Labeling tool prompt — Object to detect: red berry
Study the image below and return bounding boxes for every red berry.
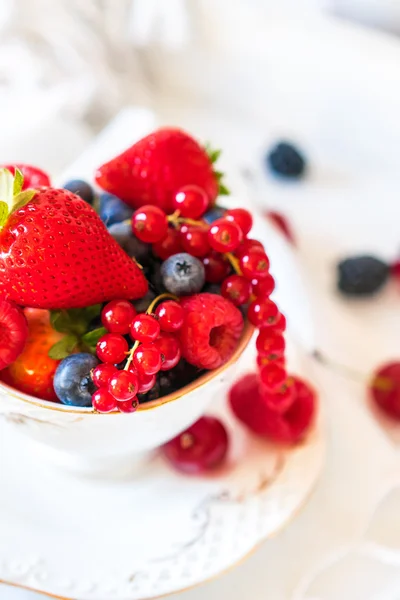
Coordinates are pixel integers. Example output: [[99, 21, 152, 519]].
[[96, 333, 128, 364], [225, 208, 253, 236], [273, 313, 286, 333], [248, 298, 279, 327], [261, 383, 295, 414], [162, 416, 229, 474], [118, 397, 139, 413], [173, 185, 209, 218], [252, 273, 275, 297], [155, 301, 184, 332], [266, 211, 296, 245], [101, 300, 136, 334], [132, 205, 168, 243], [257, 354, 286, 370], [108, 369, 139, 401], [91, 363, 118, 388], [237, 238, 264, 258], [155, 333, 181, 371], [0, 300, 28, 370], [202, 252, 231, 283], [153, 228, 182, 260], [130, 314, 160, 343], [240, 249, 270, 280], [180, 227, 210, 258], [132, 343, 162, 375], [208, 218, 243, 253], [369, 362, 400, 420], [391, 260, 400, 279], [137, 372, 156, 394], [221, 275, 252, 306], [256, 328, 285, 357], [259, 363, 287, 391], [92, 388, 117, 413]]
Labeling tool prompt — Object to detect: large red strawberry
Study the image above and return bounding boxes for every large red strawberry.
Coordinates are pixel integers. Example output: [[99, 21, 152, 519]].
[[95, 128, 226, 212], [2, 164, 51, 189], [0, 169, 148, 309]]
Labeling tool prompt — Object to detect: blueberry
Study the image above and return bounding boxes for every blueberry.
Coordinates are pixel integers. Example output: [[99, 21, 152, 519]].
[[133, 290, 157, 313], [54, 353, 99, 407], [267, 141, 306, 178], [337, 255, 389, 296], [99, 192, 133, 226], [63, 179, 95, 204], [161, 253, 205, 296], [107, 221, 149, 260], [203, 207, 225, 224]]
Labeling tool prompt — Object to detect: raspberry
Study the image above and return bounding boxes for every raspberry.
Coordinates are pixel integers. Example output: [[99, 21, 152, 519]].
[[369, 362, 400, 421], [180, 293, 244, 369]]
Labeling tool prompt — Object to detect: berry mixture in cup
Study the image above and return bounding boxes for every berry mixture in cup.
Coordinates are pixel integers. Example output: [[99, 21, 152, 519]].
[[0, 128, 318, 474]]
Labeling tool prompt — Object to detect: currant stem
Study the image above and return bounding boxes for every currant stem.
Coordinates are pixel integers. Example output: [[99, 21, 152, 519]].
[[167, 213, 208, 229], [224, 252, 242, 275]]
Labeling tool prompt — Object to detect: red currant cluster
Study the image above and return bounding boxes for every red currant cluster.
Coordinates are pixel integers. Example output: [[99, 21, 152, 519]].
[[91, 297, 184, 413]]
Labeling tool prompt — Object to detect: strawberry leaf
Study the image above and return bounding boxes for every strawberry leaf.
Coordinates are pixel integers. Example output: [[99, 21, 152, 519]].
[[48, 334, 79, 360], [81, 327, 107, 347], [50, 310, 75, 333], [10, 190, 37, 215], [0, 201, 9, 227], [13, 168, 24, 196], [81, 304, 102, 323]]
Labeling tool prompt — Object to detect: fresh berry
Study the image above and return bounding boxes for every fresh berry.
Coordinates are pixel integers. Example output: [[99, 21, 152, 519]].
[[161, 253, 205, 296], [155, 333, 181, 371], [96, 333, 128, 364], [203, 207, 225, 224], [267, 141, 306, 179], [99, 192, 133, 226], [257, 354, 286, 370], [92, 388, 117, 413], [173, 185, 209, 218], [266, 211, 296, 245], [108, 370, 139, 401], [256, 328, 285, 357], [118, 397, 139, 413], [221, 275, 252, 306], [262, 383, 295, 413], [391, 260, 400, 279], [153, 228, 182, 260], [133, 290, 157, 314], [101, 300, 136, 334], [208, 218, 243, 253], [202, 253, 230, 283], [1, 308, 61, 401], [0, 179, 148, 309], [132, 344, 162, 375], [162, 416, 229, 474], [132, 205, 168, 244], [130, 314, 160, 343], [95, 128, 220, 212], [337, 255, 389, 296], [273, 313, 286, 333], [91, 363, 118, 388], [0, 300, 28, 371], [237, 238, 264, 258], [3, 164, 50, 189], [248, 298, 279, 327], [252, 274, 275, 297], [155, 301, 184, 332], [137, 372, 156, 393], [108, 222, 150, 262], [180, 227, 210, 258], [369, 362, 400, 420], [180, 293, 244, 369], [240, 249, 270, 280], [259, 363, 287, 392], [225, 208, 253, 236], [54, 353, 98, 407], [62, 179, 94, 204]]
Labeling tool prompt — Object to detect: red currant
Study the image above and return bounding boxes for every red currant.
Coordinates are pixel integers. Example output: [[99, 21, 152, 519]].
[[153, 228, 182, 260], [240, 249, 270, 280], [257, 354, 286, 369], [261, 383, 295, 413], [180, 227, 210, 258], [155, 333, 181, 371], [132, 343, 162, 375], [208, 218, 243, 253], [225, 208, 253, 236], [221, 275, 252, 306], [130, 314, 160, 343], [202, 252, 231, 283], [237, 238, 264, 258], [108, 370, 139, 401], [92, 388, 117, 413], [96, 333, 128, 364], [137, 372, 156, 394], [132, 205, 168, 243], [369, 362, 400, 421], [162, 416, 229, 474], [91, 363, 118, 388], [101, 300, 136, 334], [173, 185, 209, 218], [252, 273, 275, 297], [260, 363, 287, 392], [155, 301, 184, 332], [247, 298, 279, 327], [256, 329, 285, 358], [273, 313, 286, 333], [118, 397, 139, 413]]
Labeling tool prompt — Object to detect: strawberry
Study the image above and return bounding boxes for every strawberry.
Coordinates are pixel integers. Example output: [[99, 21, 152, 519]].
[[2, 309, 64, 401], [2, 164, 51, 189], [0, 169, 148, 309], [95, 128, 227, 213]]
